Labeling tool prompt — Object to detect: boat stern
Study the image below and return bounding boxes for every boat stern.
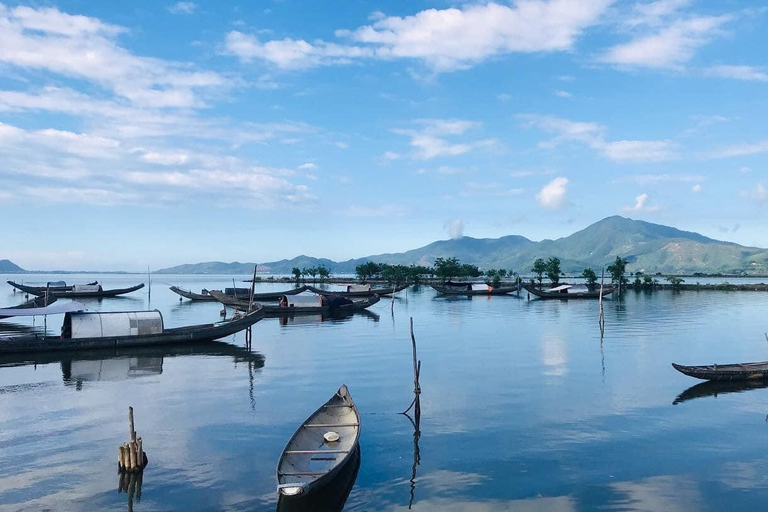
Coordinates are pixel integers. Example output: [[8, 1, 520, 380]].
[[277, 483, 307, 496]]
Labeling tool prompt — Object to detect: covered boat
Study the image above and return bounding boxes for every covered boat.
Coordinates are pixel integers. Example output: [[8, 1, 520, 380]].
[[671, 361, 768, 381], [0, 307, 264, 354], [523, 284, 616, 299], [8, 281, 145, 298], [210, 290, 380, 316], [307, 284, 407, 297], [6, 280, 86, 293], [277, 385, 360, 497], [431, 281, 520, 295]]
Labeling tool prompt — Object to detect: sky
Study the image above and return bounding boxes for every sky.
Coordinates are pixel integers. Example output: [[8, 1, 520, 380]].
[[0, 0, 766, 271]]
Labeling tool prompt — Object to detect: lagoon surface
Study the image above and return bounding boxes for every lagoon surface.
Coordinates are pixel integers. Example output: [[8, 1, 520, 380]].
[[3, 274, 768, 511]]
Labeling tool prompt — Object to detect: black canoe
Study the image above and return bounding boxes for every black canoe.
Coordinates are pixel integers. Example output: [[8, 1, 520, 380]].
[[306, 284, 407, 297], [169, 286, 219, 301], [0, 307, 264, 354], [277, 385, 360, 498], [8, 281, 145, 298], [523, 284, 616, 299], [0, 293, 57, 319], [431, 283, 520, 295], [671, 361, 768, 381], [180, 285, 310, 302], [210, 290, 380, 315]]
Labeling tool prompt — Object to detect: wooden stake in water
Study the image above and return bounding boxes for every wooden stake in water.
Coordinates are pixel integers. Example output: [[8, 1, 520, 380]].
[[119, 406, 147, 473], [598, 269, 605, 336]]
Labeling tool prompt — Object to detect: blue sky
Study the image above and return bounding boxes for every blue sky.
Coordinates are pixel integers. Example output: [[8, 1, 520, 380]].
[[0, 0, 766, 270]]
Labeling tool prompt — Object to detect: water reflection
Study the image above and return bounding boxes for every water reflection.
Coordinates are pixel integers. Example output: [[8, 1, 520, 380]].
[[673, 380, 768, 405], [276, 445, 360, 512], [278, 310, 380, 327], [117, 470, 143, 512]]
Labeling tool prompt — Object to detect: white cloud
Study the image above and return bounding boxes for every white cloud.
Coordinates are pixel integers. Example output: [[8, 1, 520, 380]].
[[168, 2, 196, 15], [704, 65, 768, 82], [297, 162, 318, 170], [622, 193, 660, 212], [536, 177, 569, 209], [518, 114, 676, 162], [382, 151, 401, 161], [620, 173, 704, 185], [445, 219, 464, 239], [741, 183, 767, 202], [705, 140, 768, 159], [599, 14, 731, 69], [0, 5, 227, 108], [394, 119, 497, 160], [554, 90, 572, 98], [625, 0, 692, 28], [497, 93, 513, 101], [225, 1, 613, 72], [740, 166, 752, 173], [692, 183, 702, 193], [23, 186, 141, 206]]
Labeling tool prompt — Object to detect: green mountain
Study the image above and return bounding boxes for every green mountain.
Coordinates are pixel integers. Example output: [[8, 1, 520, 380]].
[[0, 259, 25, 273], [156, 216, 768, 275]]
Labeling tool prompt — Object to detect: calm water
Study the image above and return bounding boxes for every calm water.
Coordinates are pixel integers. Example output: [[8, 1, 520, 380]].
[[3, 274, 768, 511]]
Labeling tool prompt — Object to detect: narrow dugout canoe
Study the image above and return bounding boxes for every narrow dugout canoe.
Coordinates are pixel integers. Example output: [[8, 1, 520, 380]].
[[431, 283, 520, 295], [169, 286, 218, 302], [9, 281, 145, 298], [277, 385, 360, 497], [523, 284, 616, 299], [306, 284, 408, 297], [671, 361, 768, 381], [209, 290, 380, 315], [0, 307, 264, 354]]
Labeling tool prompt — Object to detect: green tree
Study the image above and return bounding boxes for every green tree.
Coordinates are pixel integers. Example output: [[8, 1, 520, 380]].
[[317, 264, 331, 282], [408, 265, 431, 285], [459, 263, 481, 278], [291, 267, 301, 282], [665, 275, 685, 288], [545, 257, 563, 285], [433, 257, 462, 282], [607, 256, 629, 286], [381, 264, 409, 286], [304, 266, 318, 281], [582, 268, 598, 286], [532, 258, 547, 286], [355, 261, 382, 282], [485, 269, 501, 287]]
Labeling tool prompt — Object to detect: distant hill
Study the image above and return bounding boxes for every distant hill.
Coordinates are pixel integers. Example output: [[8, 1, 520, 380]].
[[0, 259, 25, 273], [156, 216, 768, 275]]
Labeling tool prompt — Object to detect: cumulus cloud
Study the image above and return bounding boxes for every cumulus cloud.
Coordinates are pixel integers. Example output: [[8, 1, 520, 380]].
[[536, 177, 569, 209], [518, 114, 677, 162], [393, 119, 497, 160], [622, 193, 660, 212], [297, 162, 318, 170], [445, 219, 465, 239], [168, 2, 196, 15], [704, 140, 768, 159], [0, 4, 227, 108], [554, 90, 572, 98], [692, 184, 702, 193], [224, 1, 613, 72], [741, 183, 767, 202]]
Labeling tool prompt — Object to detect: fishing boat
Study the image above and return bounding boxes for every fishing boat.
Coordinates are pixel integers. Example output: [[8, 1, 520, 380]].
[[277, 385, 360, 497], [306, 284, 408, 297], [0, 307, 264, 354], [671, 361, 768, 381], [0, 299, 85, 320], [0, 293, 57, 319], [431, 281, 520, 295], [209, 291, 380, 315], [180, 285, 309, 303], [169, 286, 218, 302], [8, 281, 145, 298], [523, 284, 616, 299], [6, 280, 93, 294]]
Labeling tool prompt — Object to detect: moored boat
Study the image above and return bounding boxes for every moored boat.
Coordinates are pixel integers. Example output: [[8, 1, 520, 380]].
[[431, 281, 520, 295], [277, 385, 360, 497], [169, 286, 218, 302], [179, 285, 310, 302], [8, 281, 145, 298], [0, 293, 57, 319], [523, 284, 616, 299], [209, 290, 380, 315], [306, 284, 408, 297], [0, 307, 264, 354], [671, 361, 768, 381], [7, 280, 90, 294]]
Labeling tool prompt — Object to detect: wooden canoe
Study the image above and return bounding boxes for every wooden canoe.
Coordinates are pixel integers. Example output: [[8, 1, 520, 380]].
[[431, 283, 520, 295], [169, 286, 218, 302], [306, 284, 408, 297], [0, 293, 57, 319], [277, 385, 360, 497], [209, 290, 380, 315], [202, 286, 310, 304], [523, 284, 616, 299], [672, 361, 768, 381], [9, 281, 145, 298], [7, 280, 84, 293], [0, 307, 264, 354]]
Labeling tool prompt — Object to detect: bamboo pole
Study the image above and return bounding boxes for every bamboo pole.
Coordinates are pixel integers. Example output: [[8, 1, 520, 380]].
[[248, 264, 257, 312], [128, 407, 136, 443]]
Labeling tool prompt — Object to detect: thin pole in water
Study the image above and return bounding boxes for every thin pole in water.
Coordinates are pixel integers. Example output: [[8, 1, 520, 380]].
[[147, 266, 151, 309]]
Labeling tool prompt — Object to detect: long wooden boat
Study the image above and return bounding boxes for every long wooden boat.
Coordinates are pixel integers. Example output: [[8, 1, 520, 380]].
[[0, 293, 57, 319], [431, 282, 520, 295], [7, 280, 94, 294], [169, 286, 218, 302], [306, 284, 408, 297], [0, 307, 264, 354], [194, 286, 310, 304], [671, 361, 768, 381], [523, 284, 616, 299], [277, 385, 360, 497], [8, 281, 145, 298], [210, 290, 380, 316], [673, 379, 768, 404]]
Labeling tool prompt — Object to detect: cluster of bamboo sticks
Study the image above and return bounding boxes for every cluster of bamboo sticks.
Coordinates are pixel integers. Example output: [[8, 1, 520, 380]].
[[118, 407, 147, 473]]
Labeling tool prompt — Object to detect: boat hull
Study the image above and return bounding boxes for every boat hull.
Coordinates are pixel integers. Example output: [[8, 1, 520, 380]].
[[523, 284, 616, 299], [10, 281, 145, 298], [0, 308, 264, 354], [307, 284, 407, 297], [431, 284, 520, 295], [672, 362, 768, 381]]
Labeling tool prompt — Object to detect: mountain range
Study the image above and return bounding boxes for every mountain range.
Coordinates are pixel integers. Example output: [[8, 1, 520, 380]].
[[154, 216, 768, 275]]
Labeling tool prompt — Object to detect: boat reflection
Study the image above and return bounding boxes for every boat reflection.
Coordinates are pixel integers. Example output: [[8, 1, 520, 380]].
[[276, 445, 361, 512], [278, 309, 380, 327], [673, 379, 768, 404]]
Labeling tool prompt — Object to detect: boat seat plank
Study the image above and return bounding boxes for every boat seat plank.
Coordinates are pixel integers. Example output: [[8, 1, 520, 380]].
[[323, 404, 353, 408], [285, 449, 349, 454], [303, 423, 358, 428], [278, 471, 328, 476]]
